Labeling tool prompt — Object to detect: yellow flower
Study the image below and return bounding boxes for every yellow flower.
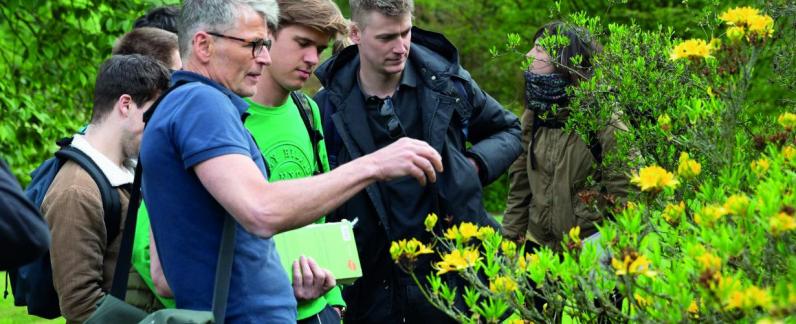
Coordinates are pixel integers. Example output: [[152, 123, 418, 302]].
[[726, 26, 746, 42], [757, 318, 784, 324], [519, 253, 540, 271], [459, 222, 479, 241], [769, 212, 796, 236], [719, 6, 761, 26], [694, 204, 729, 227], [435, 248, 481, 275], [746, 14, 775, 39], [424, 213, 438, 232], [444, 226, 459, 241], [612, 253, 656, 278], [750, 158, 770, 176], [489, 276, 519, 294], [477, 226, 495, 240], [501, 240, 517, 258], [696, 251, 722, 272], [687, 300, 699, 314], [670, 39, 713, 61], [677, 152, 702, 179], [662, 201, 686, 225], [725, 285, 772, 310], [708, 38, 721, 51], [723, 194, 750, 216], [630, 165, 679, 192], [657, 113, 672, 132], [568, 226, 581, 245], [783, 145, 796, 162], [390, 238, 433, 262], [778, 112, 796, 130]]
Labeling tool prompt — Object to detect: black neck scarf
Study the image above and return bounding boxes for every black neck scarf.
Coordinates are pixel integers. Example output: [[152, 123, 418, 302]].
[[524, 71, 571, 170], [524, 71, 570, 119]]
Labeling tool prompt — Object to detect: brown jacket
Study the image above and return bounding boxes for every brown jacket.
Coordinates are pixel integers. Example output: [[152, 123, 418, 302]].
[[502, 109, 633, 249], [42, 161, 129, 323]]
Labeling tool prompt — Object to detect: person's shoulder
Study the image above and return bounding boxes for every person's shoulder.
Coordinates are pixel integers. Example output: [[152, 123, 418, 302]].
[[42, 161, 102, 215]]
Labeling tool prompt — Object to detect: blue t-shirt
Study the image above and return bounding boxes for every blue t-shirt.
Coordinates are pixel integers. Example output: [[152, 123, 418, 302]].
[[140, 71, 296, 323]]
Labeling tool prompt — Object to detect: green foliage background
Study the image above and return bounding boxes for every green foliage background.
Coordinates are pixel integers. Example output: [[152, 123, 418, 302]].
[[0, 0, 791, 213]]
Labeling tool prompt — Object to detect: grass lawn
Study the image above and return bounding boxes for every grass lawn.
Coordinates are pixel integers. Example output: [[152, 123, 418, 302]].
[[0, 273, 65, 324]]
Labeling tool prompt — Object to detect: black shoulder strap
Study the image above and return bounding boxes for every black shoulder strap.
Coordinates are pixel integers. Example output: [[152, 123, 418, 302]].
[[55, 147, 121, 244], [290, 92, 325, 174]]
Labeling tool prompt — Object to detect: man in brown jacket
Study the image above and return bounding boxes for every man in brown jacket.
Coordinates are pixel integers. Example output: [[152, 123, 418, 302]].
[[41, 54, 169, 323]]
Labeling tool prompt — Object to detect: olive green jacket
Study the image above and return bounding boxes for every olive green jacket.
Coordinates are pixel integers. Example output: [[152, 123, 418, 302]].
[[502, 109, 633, 249]]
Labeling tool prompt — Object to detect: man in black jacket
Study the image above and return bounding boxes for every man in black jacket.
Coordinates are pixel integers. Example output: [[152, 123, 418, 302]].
[[0, 157, 50, 270], [314, 0, 521, 322]]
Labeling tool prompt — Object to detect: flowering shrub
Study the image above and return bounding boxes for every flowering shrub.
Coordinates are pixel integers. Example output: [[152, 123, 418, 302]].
[[391, 4, 796, 323]]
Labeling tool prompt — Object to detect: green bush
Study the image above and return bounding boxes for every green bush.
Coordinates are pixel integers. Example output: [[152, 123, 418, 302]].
[[392, 2, 796, 322], [0, 0, 175, 184]]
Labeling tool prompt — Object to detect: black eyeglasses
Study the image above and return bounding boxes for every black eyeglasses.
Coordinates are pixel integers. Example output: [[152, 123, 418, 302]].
[[207, 31, 272, 58]]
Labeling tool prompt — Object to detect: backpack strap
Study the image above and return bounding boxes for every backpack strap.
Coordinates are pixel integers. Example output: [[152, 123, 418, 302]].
[[290, 91, 325, 174], [54, 147, 121, 244], [111, 79, 190, 298]]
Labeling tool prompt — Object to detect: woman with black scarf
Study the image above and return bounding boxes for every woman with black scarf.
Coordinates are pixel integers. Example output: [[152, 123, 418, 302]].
[[502, 21, 634, 251]]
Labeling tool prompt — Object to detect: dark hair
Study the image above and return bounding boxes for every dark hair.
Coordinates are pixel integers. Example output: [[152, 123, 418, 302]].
[[92, 54, 170, 123], [532, 21, 601, 84], [133, 5, 180, 34], [112, 27, 179, 68]]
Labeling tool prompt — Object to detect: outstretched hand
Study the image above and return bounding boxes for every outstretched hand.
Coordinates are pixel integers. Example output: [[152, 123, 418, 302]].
[[292, 256, 336, 302], [366, 137, 443, 186]]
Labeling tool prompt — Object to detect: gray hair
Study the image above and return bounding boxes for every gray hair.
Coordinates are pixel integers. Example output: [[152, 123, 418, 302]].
[[178, 0, 279, 59], [349, 0, 413, 27]]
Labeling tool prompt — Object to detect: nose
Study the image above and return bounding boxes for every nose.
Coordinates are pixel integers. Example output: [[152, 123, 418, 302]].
[[304, 49, 320, 67], [525, 48, 534, 58], [255, 48, 272, 66]]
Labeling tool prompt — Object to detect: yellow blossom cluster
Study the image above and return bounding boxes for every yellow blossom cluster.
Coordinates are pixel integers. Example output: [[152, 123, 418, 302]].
[[677, 152, 702, 179], [435, 248, 481, 275], [778, 112, 796, 131], [694, 204, 729, 227], [719, 7, 775, 40], [611, 252, 656, 278], [389, 238, 433, 262], [444, 222, 480, 242], [725, 285, 772, 310], [769, 212, 796, 236], [696, 251, 722, 272], [723, 194, 750, 216], [489, 276, 519, 294], [662, 201, 686, 225], [630, 165, 679, 192], [670, 39, 713, 61], [501, 240, 517, 259], [783, 145, 796, 163], [750, 158, 770, 176]]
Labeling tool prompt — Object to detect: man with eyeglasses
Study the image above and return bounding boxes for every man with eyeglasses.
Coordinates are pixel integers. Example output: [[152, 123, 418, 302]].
[[140, 1, 443, 322], [314, 0, 522, 322]]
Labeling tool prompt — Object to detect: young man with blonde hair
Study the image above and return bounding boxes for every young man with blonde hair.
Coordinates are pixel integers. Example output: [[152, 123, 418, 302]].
[[245, 0, 348, 322]]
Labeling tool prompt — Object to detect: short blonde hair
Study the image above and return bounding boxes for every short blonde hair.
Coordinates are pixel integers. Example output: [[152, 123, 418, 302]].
[[276, 0, 348, 39]]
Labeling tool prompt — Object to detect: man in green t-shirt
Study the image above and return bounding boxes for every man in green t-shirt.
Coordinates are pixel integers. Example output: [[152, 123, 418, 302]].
[[244, 0, 349, 322]]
